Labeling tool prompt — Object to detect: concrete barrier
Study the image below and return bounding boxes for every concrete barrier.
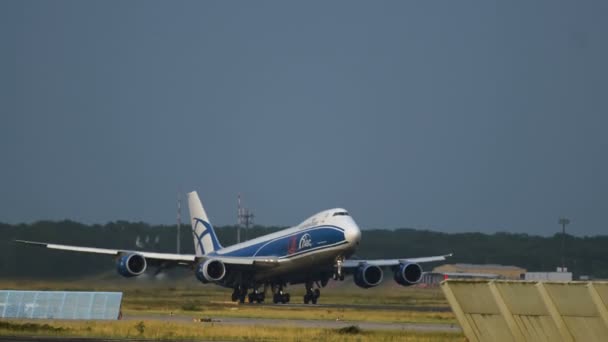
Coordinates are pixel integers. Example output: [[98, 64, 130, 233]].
[[441, 280, 608, 342]]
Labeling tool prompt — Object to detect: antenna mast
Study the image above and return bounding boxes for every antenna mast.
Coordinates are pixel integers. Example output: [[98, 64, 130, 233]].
[[237, 194, 242, 244], [177, 191, 181, 254], [237, 194, 254, 243]]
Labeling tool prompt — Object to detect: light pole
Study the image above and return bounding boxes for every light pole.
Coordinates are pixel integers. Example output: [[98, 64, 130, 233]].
[[558, 217, 570, 271]]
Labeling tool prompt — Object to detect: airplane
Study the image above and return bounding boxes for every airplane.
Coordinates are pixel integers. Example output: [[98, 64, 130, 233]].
[[17, 191, 452, 304]]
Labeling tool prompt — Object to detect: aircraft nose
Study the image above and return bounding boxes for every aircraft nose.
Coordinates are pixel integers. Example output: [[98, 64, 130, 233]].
[[345, 223, 362, 245]]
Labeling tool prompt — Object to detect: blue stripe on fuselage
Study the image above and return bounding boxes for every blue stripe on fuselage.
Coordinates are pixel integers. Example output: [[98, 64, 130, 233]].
[[214, 225, 346, 258]]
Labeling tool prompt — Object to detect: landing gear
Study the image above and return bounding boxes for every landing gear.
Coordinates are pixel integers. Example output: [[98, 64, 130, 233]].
[[271, 283, 290, 304], [231, 289, 238, 302], [333, 256, 345, 281], [273, 292, 290, 304], [248, 289, 265, 303], [232, 286, 248, 303], [303, 282, 321, 304]]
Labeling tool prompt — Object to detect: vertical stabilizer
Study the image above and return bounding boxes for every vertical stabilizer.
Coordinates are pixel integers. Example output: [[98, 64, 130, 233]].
[[187, 191, 223, 256]]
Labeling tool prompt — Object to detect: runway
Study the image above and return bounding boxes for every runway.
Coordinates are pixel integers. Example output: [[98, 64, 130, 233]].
[[251, 302, 452, 312], [124, 312, 461, 333]]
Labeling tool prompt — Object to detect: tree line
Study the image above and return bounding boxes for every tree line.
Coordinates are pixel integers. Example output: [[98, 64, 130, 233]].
[[1, 221, 606, 279]]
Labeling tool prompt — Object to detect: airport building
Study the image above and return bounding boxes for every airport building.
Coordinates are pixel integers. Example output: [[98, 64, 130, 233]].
[[524, 269, 573, 281], [433, 263, 527, 280]]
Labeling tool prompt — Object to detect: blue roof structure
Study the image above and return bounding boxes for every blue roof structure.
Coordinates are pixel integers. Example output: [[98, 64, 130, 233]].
[[0, 291, 122, 320]]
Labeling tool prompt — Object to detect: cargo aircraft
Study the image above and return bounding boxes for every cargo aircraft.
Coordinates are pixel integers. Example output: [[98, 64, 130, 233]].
[[17, 191, 452, 304]]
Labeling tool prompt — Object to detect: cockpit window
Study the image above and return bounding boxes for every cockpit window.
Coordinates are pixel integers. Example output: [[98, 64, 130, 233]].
[[333, 211, 349, 216]]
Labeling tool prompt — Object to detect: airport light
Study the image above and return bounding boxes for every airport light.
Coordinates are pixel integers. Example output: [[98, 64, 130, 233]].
[[558, 217, 570, 271]]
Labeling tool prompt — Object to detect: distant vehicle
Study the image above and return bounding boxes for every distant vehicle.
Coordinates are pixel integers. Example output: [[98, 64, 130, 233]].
[[17, 191, 452, 304]]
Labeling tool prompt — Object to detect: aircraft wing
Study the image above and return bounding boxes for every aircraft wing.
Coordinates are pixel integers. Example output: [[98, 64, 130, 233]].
[[15, 240, 280, 268], [343, 253, 453, 268], [15, 240, 196, 263], [196, 255, 281, 268]]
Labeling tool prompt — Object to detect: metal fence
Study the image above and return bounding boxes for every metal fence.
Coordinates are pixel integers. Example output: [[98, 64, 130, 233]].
[[441, 280, 608, 342], [0, 291, 122, 320]]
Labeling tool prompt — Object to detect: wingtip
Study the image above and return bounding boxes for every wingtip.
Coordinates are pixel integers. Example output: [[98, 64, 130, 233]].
[[14, 239, 47, 247]]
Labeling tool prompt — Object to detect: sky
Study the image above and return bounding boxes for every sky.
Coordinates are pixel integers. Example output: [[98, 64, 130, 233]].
[[1, 1, 607, 236]]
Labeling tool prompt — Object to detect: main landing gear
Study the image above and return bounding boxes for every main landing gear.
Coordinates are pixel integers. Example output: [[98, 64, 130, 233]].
[[231, 286, 248, 303], [232, 281, 323, 305], [303, 281, 321, 304], [272, 284, 290, 304], [248, 289, 265, 303], [232, 286, 267, 304]]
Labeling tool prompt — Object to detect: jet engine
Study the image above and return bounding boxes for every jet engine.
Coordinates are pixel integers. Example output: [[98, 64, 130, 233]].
[[394, 262, 423, 286], [195, 259, 226, 283], [354, 263, 383, 288], [117, 253, 147, 277]]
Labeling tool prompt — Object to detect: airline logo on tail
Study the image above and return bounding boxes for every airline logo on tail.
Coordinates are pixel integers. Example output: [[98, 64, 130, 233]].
[[191, 217, 223, 256], [188, 191, 223, 256]]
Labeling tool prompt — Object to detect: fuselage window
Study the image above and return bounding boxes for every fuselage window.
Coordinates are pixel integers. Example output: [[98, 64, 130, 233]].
[[333, 212, 349, 216]]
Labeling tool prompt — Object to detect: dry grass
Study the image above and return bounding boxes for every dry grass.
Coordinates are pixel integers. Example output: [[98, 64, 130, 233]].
[[128, 305, 456, 325], [0, 279, 456, 324], [0, 278, 448, 306], [0, 278, 460, 341], [0, 319, 466, 341]]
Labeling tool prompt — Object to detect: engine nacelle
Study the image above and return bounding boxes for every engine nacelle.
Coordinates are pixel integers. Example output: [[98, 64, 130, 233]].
[[117, 253, 147, 277], [394, 262, 423, 286], [195, 259, 226, 283], [354, 263, 383, 288]]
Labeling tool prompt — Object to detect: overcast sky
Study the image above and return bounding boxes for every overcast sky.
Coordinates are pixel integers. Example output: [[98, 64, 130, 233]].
[[1, 1, 607, 236]]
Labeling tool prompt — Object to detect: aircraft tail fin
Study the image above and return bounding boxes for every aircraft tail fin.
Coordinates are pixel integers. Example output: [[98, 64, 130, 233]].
[[187, 191, 223, 256]]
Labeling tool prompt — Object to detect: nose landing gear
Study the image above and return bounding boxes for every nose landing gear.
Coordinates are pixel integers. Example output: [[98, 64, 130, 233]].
[[333, 256, 345, 281]]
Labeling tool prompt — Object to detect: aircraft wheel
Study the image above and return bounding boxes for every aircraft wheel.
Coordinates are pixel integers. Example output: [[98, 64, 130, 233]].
[[256, 292, 265, 303], [238, 287, 247, 303]]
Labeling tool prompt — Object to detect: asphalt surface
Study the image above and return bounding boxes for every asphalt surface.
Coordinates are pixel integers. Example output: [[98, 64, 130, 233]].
[[253, 302, 452, 312]]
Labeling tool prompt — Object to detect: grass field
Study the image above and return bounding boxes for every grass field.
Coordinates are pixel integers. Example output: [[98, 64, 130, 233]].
[[0, 277, 462, 341], [0, 320, 466, 342]]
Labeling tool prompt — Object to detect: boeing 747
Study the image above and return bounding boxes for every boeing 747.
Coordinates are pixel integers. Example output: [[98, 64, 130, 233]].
[[17, 191, 452, 304]]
